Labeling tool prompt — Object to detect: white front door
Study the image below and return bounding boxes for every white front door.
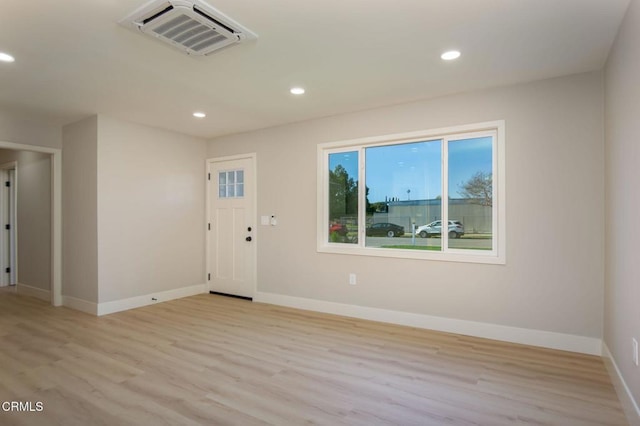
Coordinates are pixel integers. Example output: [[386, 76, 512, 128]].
[[207, 155, 256, 299]]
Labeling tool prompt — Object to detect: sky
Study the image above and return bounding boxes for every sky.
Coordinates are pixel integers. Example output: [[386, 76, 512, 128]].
[[329, 136, 492, 203]]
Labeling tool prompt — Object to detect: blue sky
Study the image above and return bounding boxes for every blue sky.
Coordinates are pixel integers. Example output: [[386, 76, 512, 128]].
[[329, 136, 492, 203]]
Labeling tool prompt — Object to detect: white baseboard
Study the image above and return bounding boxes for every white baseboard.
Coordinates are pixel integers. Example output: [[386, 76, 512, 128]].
[[602, 343, 640, 425], [62, 295, 98, 315], [97, 283, 207, 316], [254, 291, 603, 355], [16, 283, 51, 302]]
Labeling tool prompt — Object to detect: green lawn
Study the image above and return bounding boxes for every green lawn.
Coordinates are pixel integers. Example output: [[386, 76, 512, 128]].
[[382, 245, 492, 251], [381, 245, 441, 251]]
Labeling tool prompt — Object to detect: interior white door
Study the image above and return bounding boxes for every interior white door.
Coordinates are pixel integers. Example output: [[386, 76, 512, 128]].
[[0, 165, 16, 287], [7, 169, 16, 285], [207, 156, 256, 298]]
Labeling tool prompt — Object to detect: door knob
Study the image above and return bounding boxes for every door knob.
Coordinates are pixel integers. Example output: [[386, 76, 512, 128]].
[[246, 236, 252, 242]]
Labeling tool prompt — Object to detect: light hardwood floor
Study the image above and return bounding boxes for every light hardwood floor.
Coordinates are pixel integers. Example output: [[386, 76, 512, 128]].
[[0, 290, 628, 425]]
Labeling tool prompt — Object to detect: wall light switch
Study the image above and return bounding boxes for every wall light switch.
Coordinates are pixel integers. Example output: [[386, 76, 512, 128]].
[[349, 273, 356, 285], [270, 215, 277, 226], [260, 216, 270, 226], [633, 338, 638, 366]]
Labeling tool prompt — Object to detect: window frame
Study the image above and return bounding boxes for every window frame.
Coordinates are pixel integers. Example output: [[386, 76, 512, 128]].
[[317, 121, 506, 264]]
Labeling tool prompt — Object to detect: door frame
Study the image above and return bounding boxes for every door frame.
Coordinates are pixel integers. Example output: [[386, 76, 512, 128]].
[[0, 141, 61, 306], [205, 153, 257, 297], [0, 161, 17, 286]]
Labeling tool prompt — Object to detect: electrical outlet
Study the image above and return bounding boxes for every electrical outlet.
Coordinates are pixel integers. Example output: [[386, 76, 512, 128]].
[[349, 273, 356, 285], [633, 338, 638, 366]]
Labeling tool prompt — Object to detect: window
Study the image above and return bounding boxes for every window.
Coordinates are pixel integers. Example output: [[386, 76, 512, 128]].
[[318, 121, 505, 264], [219, 169, 244, 198]]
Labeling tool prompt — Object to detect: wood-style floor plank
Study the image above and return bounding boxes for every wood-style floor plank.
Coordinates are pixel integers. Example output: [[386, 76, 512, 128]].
[[0, 290, 628, 425]]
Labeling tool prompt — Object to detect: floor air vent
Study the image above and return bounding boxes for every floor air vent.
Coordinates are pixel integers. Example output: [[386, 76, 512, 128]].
[[120, 0, 257, 56]]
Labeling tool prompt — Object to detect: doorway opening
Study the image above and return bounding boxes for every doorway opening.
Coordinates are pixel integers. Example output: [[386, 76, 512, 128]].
[[0, 141, 61, 306]]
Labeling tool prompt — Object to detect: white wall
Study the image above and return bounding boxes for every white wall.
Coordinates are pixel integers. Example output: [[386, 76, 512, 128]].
[[0, 150, 52, 292], [97, 116, 207, 303], [208, 71, 605, 342], [62, 116, 98, 303], [17, 152, 52, 292], [605, 0, 640, 417], [0, 107, 61, 149]]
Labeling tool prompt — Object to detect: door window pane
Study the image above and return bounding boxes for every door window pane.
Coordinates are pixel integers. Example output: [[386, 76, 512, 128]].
[[328, 151, 358, 244], [218, 170, 245, 199], [218, 172, 227, 197], [448, 136, 493, 250]]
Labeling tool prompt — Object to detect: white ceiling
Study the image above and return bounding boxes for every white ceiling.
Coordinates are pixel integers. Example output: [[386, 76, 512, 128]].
[[0, 0, 630, 139]]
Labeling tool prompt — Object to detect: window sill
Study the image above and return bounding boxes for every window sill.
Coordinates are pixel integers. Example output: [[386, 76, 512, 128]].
[[317, 243, 506, 265]]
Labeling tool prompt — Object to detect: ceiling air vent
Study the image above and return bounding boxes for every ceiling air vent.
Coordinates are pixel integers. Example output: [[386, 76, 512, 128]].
[[120, 0, 257, 56]]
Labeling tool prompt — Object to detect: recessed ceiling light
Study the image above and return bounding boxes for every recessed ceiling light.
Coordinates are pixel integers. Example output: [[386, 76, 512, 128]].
[[290, 87, 305, 95], [0, 52, 15, 63], [441, 50, 461, 61], [193, 112, 206, 118]]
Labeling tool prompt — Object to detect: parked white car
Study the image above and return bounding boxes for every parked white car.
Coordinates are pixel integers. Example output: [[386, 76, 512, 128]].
[[416, 220, 464, 239]]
